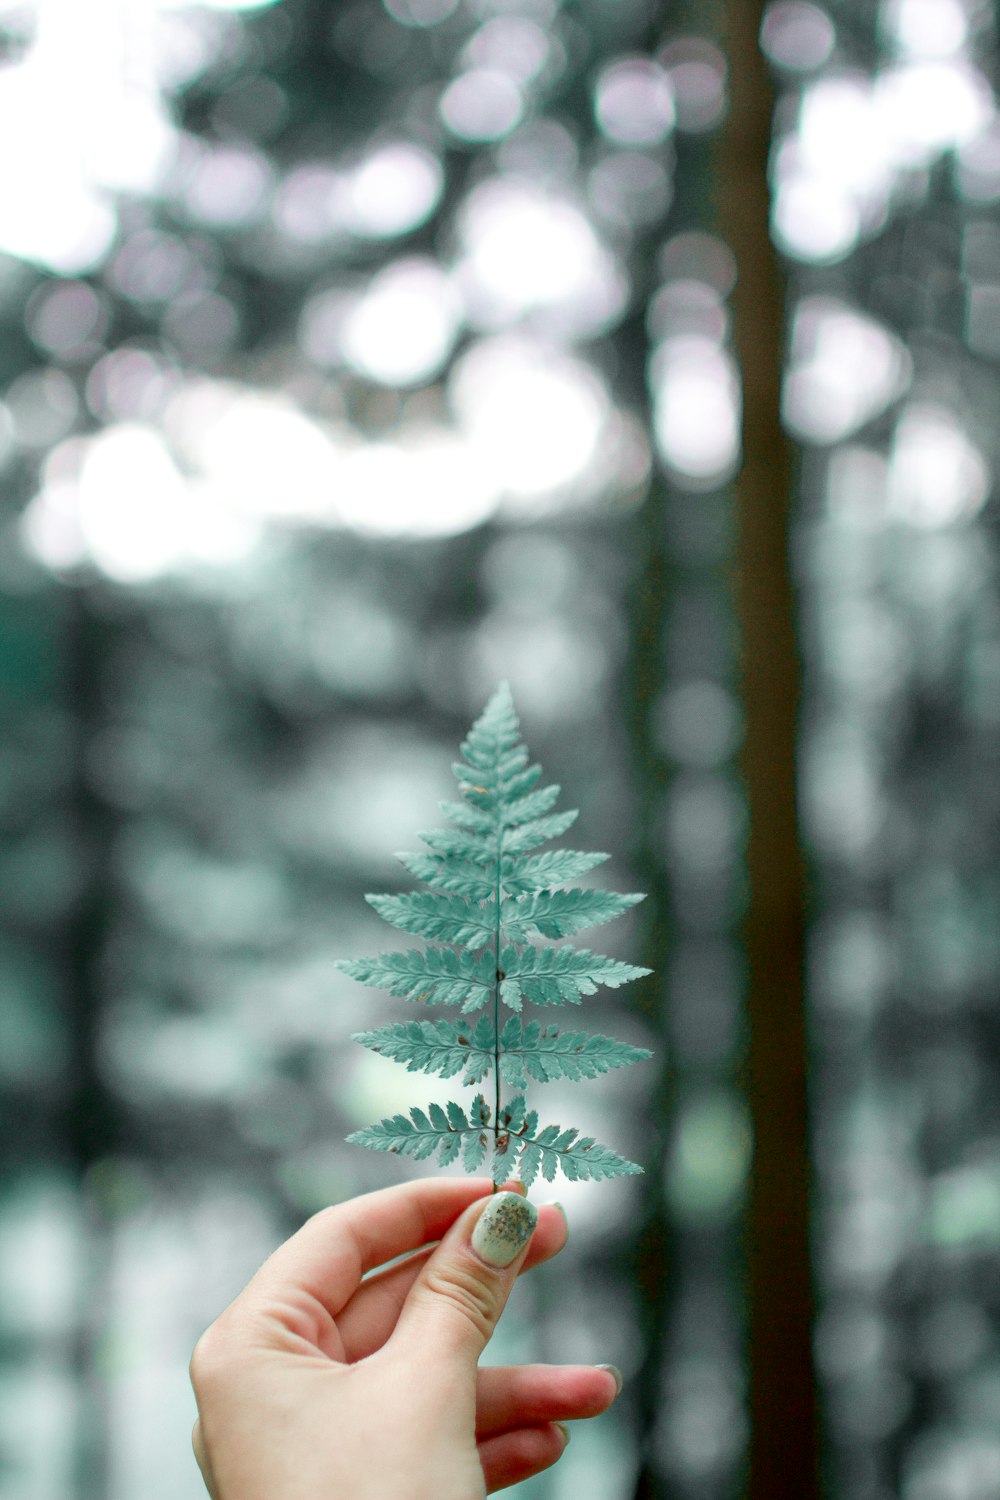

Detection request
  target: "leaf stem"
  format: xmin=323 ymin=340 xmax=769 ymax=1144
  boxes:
xmin=492 ymin=825 xmax=502 ymax=1192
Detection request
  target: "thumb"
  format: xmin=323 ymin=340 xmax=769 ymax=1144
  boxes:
xmin=392 ymin=1190 xmax=538 ymax=1369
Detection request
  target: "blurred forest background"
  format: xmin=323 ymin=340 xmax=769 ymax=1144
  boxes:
xmin=1 ymin=0 xmax=999 ymax=1498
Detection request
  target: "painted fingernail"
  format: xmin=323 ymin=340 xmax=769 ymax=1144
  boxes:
xmin=470 ymin=1192 xmax=538 ymax=1268
xmin=596 ymin=1363 xmax=623 ymax=1395
xmin=544 ymin=1201 xmax=568 ymax=1237
xmin=554 ymin=1421 xmax=570 ymax=1448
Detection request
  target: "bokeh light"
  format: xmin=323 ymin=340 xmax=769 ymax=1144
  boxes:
xmin=2 ymin=5 xmax=1000 ymax=1500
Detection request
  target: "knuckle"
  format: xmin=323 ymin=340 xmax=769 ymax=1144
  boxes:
xmin=423 ymin=1260 xmax=498 ymax=1342
xmin=189 ymin=1325 xmax=231 ymax=1394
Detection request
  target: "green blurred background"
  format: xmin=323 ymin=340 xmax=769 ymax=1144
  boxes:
xmin=1 ymin=0 xmax=999 ymax=1497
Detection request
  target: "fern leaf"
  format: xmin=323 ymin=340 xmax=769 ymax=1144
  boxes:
xmin=438 ymin=799 xmax=496 ymax=833
xmin=419 ymin=826 xmax=494 ymax=861
xmin=501 ymin=808 xmax=578 ymax=855
xmin=463 ymin=1093 xmax=492 ymax=1171
xmin=502 ymin=782 xmax=561 ymax=826
xmin=499 ymin=763 xmax=543 ymax=801
xmin=450 ymin=760 xmax=495 ymax=791
xmin=497 ymin=743 xmax=530 ymax=780
xmin=344 ymin=682 xmax=653 ymax=1189
xmin=348 ymin=1094 xmax=493 ymax=1168
xmin=501 ymin=849 xmax=610 ymax=894
xmin=450 ymin=759 xmax=546 ymax=813
xmin=353 ymin=1016 xmax=496 ymax=1084
xmin=501 ymin=888 xmax=645 ymax=941
xmin=395 ymin=852 xmax=495 ymax=901
xmin=460 ymin=682 xmax=520 ymax=773
xmin=366 ymin=892 xmax=493 ymax=947
xmin=337 ymin=947 xmax=494 ymax=1008
xmin=490 ymin=1096 xmax=642 ymax=1187
xmin=495 ymin=1017 xmax=651 ymax=1087
xmin=499 ymin=944 xmax=651 ymax=1007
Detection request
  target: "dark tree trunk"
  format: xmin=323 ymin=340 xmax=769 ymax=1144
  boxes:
xmin=717 ymin=6 xmax=820 ymax=1499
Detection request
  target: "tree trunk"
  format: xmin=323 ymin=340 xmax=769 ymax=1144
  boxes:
xmin=717 ymin=5 xmax=820 ymax=1498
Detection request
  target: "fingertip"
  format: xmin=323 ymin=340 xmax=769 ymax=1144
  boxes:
xmin=539 ymin=1201 xmax=568 ymax=1252
xmin=595 ymin=1363 xmax=623 ymax=1398
xmin=543 ymin=1201 xmax=567 ymax=1235
xmin=478 ymin=1422 xmax=571 ymax=1491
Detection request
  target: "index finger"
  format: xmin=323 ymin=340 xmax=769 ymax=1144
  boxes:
xmin=241 ymin=1178 xmax=497 ymax=1321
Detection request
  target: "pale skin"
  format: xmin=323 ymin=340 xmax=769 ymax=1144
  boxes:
xmin=189 ymin=1176 xmax=621 ymax=1499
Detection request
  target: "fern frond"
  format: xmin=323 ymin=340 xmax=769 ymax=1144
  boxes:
xmin=501 ymin=888 xmax=645 ymax=941
xmin=494 ymin=1016 xmax=651 ymax=1087
xmin=395 ymin=852 xmax=495 ymax=900
xmin=365 ymin=892 xmax=493 ymax=947
xmin=498 ymin=763 xmax=543 ymax=800
xmin=348 ymin=1093 xmax=493 ymax=1170
xmin=499 ymin=944 xmax=651 ymax=1009
xmin=451 ymin=757 xmax=545 ymax=811
xmin=342 ymin=682 xmax=653 ymax=1189
xmin=460 ymin=681 xmax=520 ymax=773
xmin=438 ymin=799 xmax=496 ymax=833
xmin=501 ymin=809 xmax=578 ymax=854
xmin=490 ymin=1096 xmax=643 ymax=1187
xmin=336 ymin=947 xmax=494 ymax=1008
xmin=419 ymin=826 xmax=494 ymax=861
xmin=502 ymin=783 xmax=561 ymax=825
xmin=353 ymin=1016 xmax=496 ymax=1085
xmin=501 ymin=849 xmax=610 ymax=894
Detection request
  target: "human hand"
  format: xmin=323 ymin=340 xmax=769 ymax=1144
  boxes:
xmin=189 ymin=1177 xmax=621 ymax=1499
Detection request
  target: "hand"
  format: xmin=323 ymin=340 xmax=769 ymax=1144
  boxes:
xmin=189 ymin=1177 xmax=621 ymax=1499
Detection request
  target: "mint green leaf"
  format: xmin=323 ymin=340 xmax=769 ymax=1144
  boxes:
xmin=502 ymin=783 xmax=561 ymax=826
xmin=451 ymin=761 xmax=498 ymax=798
xmin=502 ymin=849 xmax=610 ymax=894
xmin=497 ymin=743 xmax=530 ymax=779
xmin=439 ymin=799 xmax=496 ymax=833
xmin=337 ymin=947 xmax=494 ymax=1008
xmin=499 ymin=1093 xmax=528 ymax=1130
xmin=505 ymin=1119 xmax=643 ymax=1187
xmin=490 ymin=1092 xmax=527 ymax=1186
xmin=463 ymin=1093 xmax=492 ymax=1171
xmin=460 ymin=682 xmax=521 ymax=772
xmin=502 ymin=809 xmax=578 ymax=855
xmin=451 ymin=757 xmax=544 ymax=810
xmin=420 ymin=826 xmax=494 ymax=860
xmin=501 ymin=889 xmax=645 ymax=941
xmin=366 ymin=892 xmax=494 ymax=947
xmin=494 ymin=1017 xmax=652 ymax=1086
xmin=352 ymin=1017 xmax=497 ymax=1084
xmin=491 ymin=1134 xmax=518 ymax=1185
xmin=348 ymin=1098 xmax=492 ymax=1167
xmin=499 ymin=762 xmax=542 ymax=799
xmin=342 ymin=682 xmax=653 ymax=1192
xmin=498 ymin=945 xmax=651 ymax=1006
xmin=499 ymin=976 xmax=523 ymax=1012
xmin=395 ymin=852 xmax=495 ymax=901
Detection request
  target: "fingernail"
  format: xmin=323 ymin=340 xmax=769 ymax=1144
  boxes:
xmin=596 ymin=1363 xmax=623 ymax=1395
xmin=554 ymin=1421 xmax=570 ymax=1448
xmin=544 ymin=1201 xmax=568 ymax=1237
xmin=470 ymin=1192 xmax=538 ymax=1268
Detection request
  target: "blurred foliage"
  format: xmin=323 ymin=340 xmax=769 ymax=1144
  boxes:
xmin=0 ymin=1 xmax=998 ymax=1499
